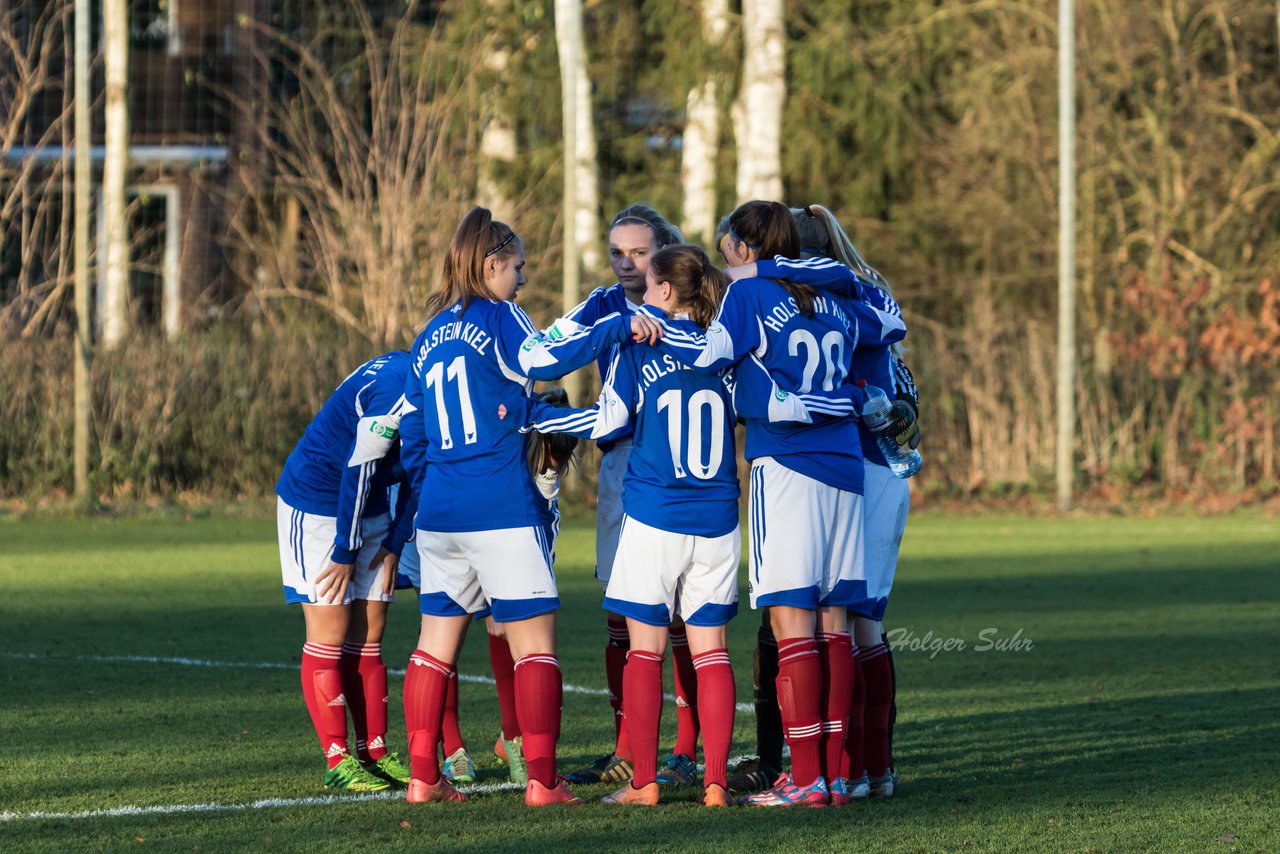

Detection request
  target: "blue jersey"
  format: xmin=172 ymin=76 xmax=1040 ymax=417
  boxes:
xmin=640 ymin=268 xmax=905 ymax=493
xmin=276 ymin=351 xmax=413 ymax=563
xmin=757 ymin=257 xmax=908 ymax=469
xmin=523 ymin=310 xmax=739 ymax=536
xmin=517 ymin=283 xmax=639 ymax=451
xmin=405 ymin=298 xmax=632 ymax=533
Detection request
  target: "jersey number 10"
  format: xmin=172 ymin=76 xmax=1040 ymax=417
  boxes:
xmin=425 ymin=356 xmax=478 ymax=450
xmin=655 ymin=389 xmax=725 ymax=480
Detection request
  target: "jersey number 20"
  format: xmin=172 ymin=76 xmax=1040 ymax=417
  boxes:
xmin=656 ymin=389 xmax=725 ymax=480
xmin=425 ymin=356 xmax=478 ymax=449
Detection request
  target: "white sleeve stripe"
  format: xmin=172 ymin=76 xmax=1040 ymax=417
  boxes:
xmin=531 ymin=411 xmax=600 ymax=431
xmin=507 ymin=302 xmax=538 ymax=337
xmin=347 ymin=460 xmax=375 ymax=551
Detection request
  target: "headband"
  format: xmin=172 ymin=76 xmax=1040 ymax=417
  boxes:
xmin=484 ymin=231 xmax=516 ymax=258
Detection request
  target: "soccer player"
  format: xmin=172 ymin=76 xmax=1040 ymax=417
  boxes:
xmin=635 ymin=201 xmax=907 ymax=806
xmin=276 ymin=351 xmax=416 ymax=792
xmin=398 ymin=207 xmax=652 ymax=805
xmin=518 ymin=205 xmax=703 ymax=788
xmin=523 ymin=245 xmax=853 ymax=806
xmin=731 ymin=204 xmax=919 ymax=801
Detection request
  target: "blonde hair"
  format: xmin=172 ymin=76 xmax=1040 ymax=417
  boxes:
xmin=426 ymin=207 xmax=520 ymax=319
xmin=791 ymin=204 xmax=894 ymax=298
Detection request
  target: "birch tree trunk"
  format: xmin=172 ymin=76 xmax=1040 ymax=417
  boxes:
xmin=680 ymin=0 xmax=729 ymax=244
xmin=734 ymin=0 xmax=785 ymax=202
xmin=554 ymin=0 xmax=601 ymax=277
xmin=101 ymin=0 xmax=129 ymax=347
xmin=477 ymin=2 xmax=515 ymax=221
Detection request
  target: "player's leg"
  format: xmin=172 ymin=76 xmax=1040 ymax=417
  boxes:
xmin=471 ymin=526 xmax=580 ymax=806
xmin=600 ymin=619 xmax=665 ymax=805
xmin=743 ymin=459 xmax=829 ymax=806
xmin=486 ymin=616 xmax=526 ymax=784
xmin=598 ymin=515 xmax=689 ymax=805
xmin=503 ymin=613 xmax=583 ymax=805
xmin=728 ymin=608 xmax=782 ymax=793
xmin=337 ymin=514 xmax=407 ymax=785
xmin=679 ymin=524 xmax=740 ymax=807
xmin=566 ymin=442 xmax=633 ymax=784
xmin=857 ymin=463 xmax=910 ymax=797
xmin=405 ymin=612 xmax=471 ymax=801
xmin=280 ymin=498 xmax=389 ymax=792
xmin=404 ymin=529 xmax=485 ymax=803
xmin=658 ymin=617 xmax=700 ymax=786
xmin=816 ymin=605 xmax=853 ymax=803
xmin=439 ymin=661 xmax=474 ymax=783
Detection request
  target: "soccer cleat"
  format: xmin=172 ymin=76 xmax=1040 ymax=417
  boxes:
xmin=726 ymin=756 xmax=781 ymax=794
xmin=323 ymin=754 xmax=392 ymax=792
xmin=703 ymin=783 xmax=733 ymax=808
xmin=564 ymin=753 xmax=633 ymax=785
xmin=655 ymin=753 xmax=699 ymax=786
xmin=829 ymin=774 xmax=871 ymax=805
xmin=442 ymin=747 xmax=476 ymax=784
xmin=869 ymin=771 xmax=896 ymax=798
xmin=495 ymin=735 xmax=529 ymax=786
xmin=741 ymin=773 xmax=830 ymax=807
xmin=365 ymin=752 xmax=412 ymax=788
xmin=407 ymin=777 xmax=468 ymax=803
xmin=601 ymin=781 xmax=660 ymax=806
xmin=525 ymin=776 xmax=585 ymax=806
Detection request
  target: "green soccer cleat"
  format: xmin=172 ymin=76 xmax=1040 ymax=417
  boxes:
xmin=442 ymin=747 xmax=477 ymax=784
xmin=655 ymin=753 xmax=699 ymax=786
xmin=365 ymin=752 xmax=412 ymax=788
xmin=495 ymin=734 xmax=529 ymax=786
xmin=324 ymin=754 xmax=393 ymax=792
xmin=564 ymin=753 xmax=633 ymax=785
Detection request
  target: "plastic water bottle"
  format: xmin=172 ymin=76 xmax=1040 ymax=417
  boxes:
xmin=860 ymin=384 xmax=923 ymax=479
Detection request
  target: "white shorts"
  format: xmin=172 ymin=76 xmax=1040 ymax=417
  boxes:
xmin=747 ymin=457 xmax=866 ymax=610
xmin=277 ymin=497 xmax=393 ymax=605
xmin=416 ymin=526 xmax=559 ymax=623
xmin=853 ymin=463 xmax=910 ymax=621
xmin=604 ymin=516 xmax=741 ymax=627
xmin=396 ymin=531 xmax=421 ymax=590
xmin=595 ymin=439 xmax=633 ymax=591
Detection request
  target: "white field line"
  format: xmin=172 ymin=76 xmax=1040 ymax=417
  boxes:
xmin=0 ymin=782 xmax=525 ymax=824
xmin=1 ymin=650 xmax=770 ymax=824
xmin=1 ymin=651 xmax=756 ymax=712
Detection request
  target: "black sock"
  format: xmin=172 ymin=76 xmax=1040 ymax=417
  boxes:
xmin=754 ymin=613 xmax=783 ymax=771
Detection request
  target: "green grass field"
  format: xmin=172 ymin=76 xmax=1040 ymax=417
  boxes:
xmin=1 ymin=512 xmax=1277 ymax=852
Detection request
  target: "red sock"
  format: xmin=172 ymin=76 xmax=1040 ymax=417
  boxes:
xmin=605 ymin=624 xmax=630 ymax=759
xmin=691 ymin=648 xmax=734 ymax=788
xmin=817 ymin=632 xmax=852 ymax=782
xmin=339 ymin=643 xmax=369 ymax=761
xmin=846 ymin=646 xmax=865 ymax=779
xmin=488 ymin=634 xmax=520 ymax=740
xmin=439 ymin=670 xmax=465 ymax=757
xmin=622 ymin=650 xmax=664 ymax=787
xmin=404 ymin=649 xmax=453 ymax=784
xmin=670 ymin=627 xmax=700 ymax=759
xmin=302 ymin=642 xmax=348 ymax=769
xmin=860 ymin=643 xmax=894 ymax=778
xmin=515 ymin=654 xmax=563 ymax=788
xmin=776 ymin=636 xmax=822 ymax=786
xmin=340 ymin=642 xmax=389 ymax=762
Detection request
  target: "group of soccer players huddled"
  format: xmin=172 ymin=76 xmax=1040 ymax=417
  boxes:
xmin=275 ymin=199 xmax=920 ymax=807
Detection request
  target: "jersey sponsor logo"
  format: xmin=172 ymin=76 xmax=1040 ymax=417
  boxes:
xmin=773 ymin=387 xmax=791 ymax=402
xmin=368 ymin=420 xmax=399 ymax=440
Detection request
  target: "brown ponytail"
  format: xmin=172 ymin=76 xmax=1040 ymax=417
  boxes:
xmin=728 ymin=200 xmax=817 ymax=316
xmin=425 ymin=206 xmax=520 ymax=320
xmin=649 ymin=245 xmax=729 ymax=330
